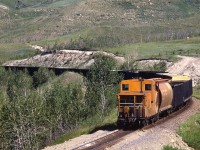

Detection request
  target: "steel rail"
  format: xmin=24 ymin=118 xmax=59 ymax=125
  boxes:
xmin=72 ymin=99 xmax=192 ymax=150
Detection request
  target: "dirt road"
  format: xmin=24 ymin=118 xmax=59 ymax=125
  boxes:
xmin=167 ymin=56 xmax=200 ymax=86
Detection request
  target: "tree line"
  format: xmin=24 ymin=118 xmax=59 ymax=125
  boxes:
xmin=0 ymin=54 xmax=166 ymax=149
xmin=0 ymin=55 xmax=121 ymax=149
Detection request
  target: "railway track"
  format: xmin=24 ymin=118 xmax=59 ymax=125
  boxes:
xmin=73 ymin=130 xmax=132 ymax=150
xmin=72 ymin=99 xmax=192 ymax=150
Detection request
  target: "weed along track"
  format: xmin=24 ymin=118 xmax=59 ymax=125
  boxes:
xmin=72 ymin=100 xmax=192 ymax=150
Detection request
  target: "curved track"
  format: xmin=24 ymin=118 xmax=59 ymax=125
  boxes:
xmin=73 ymin=100 xmax=192 ymax=150
xmin=73 ymin=130 xmax=132 ymax=150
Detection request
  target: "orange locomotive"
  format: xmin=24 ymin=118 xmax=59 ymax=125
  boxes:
xmin=117 ymin=75 xmax=192 ymax=126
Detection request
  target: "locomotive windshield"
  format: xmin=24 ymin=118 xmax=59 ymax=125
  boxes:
xmin=136 ymin=96 xmax=143 ymax=103
xmin=120 ymin=96 xmax=134 ymax=106
xmin=119 ymin=95 xmax=143 ymax=107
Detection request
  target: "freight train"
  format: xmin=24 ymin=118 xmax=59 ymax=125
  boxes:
xmin=117 ymin=74 xmax=192 ymax=127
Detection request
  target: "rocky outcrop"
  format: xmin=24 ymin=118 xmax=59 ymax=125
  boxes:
xmin=3 ymin=50 xmax=125 ymax=69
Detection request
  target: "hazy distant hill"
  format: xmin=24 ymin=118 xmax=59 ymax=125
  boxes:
xmin=0 ymin=0 xmax=200 ymax=47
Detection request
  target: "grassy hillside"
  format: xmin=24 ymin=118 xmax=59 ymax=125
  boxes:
xmin=0 ymin=0 xmax=200 ymax=64
xmin=0 ymin=0 xmax=81 ymax=9
xmin=0 ymin=0 xmax=200 ymax=45
xmin=0 ymin=1 xmax=200 ymax=148
xmin=106 ymin=37 xmax=200 ymax=59
xmin=0 ymin=43 xmax=37 ymax=64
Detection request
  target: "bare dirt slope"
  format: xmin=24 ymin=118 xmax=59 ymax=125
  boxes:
xmin=3 ymin=50 xmax=125 ymax=68
xmin=167 ymin=56 xmax=200 ymax=86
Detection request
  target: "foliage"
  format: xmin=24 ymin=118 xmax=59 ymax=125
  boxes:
xmin=120 ymin=61 xmax=138 ymax=71
xmin=178 ymin=113 xmax=200 ymax=150
xmin=0 ymin=69 xmax=85 ymax=149
xmin=33 ymin=68 xmax=55 ymax=88
xmin=0 ymin=57 xmax=121 ymax=149
xmin=193 ymin=84 xmax=200 ymax=99
xmin=52 ymin=108 xmax=117 ymax=145
xmin=116 ymin=2 xmax=136 ymax=10
xmin=43 ymin=80 xmax=85 ymax=141
xmin=163 ymin=145 xmax=180 ymax=150
xmin=134 ymin=61 xmax=167 ymax=72
xmin=120 ymin=51 xmax=139 ymax=70
xmin=86 ymin=54 xmax=122 ymax=116
xmin=0 ymin=71 xmax=47 ymax=149
xmin=152 ymin=61 xmax=167 ymax=72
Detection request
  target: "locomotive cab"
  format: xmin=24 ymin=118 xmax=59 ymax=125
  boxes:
xmin=117 ymin=78 xmax=173 ymax=126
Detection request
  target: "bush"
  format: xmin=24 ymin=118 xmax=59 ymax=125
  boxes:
xmin=153 ymin=61 xmax=167 ymax=72
xmin=0 ymin=69 xmax=85 ymax=149
xmin=144 ymin=61 xmax=167 ymax=72
xmin=33 ymin=68 xmax=55 ymax=88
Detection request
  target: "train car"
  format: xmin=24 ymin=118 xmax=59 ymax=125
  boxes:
xmin=170 ymin=75 xmax=192 ymax=109
xmin=117 ymin=75 xmax=192 ymax=127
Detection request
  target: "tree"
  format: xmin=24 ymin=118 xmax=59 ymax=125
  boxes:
xmin=33 ymin=68 xmax=55 ymax=88
xmin=1 ymin=71 xmax=48 ymax=149
xmin=86 ymin=54 xmax=122 ymax=117
xmin=43 ymin=79 xmax=84 ymax=140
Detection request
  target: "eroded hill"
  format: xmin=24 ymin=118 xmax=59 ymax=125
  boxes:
xmin=3 ymin=50 xmax=125 ymax=68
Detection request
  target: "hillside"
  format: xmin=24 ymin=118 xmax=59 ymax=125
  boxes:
xmin=2 ymin=50 xmax=125 ymax=68
xmin=0 ymin=0 xmax=200 ymax=47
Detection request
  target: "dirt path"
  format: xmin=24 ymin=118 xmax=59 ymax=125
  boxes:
xmin=167 ymin=56 xmax=200 ymax=86
xmin=30 ymin=45 xmax=45 ymax=52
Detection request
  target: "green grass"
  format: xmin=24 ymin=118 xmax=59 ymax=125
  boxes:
xmin=178 ymin=113 xmax=200 ymax=150
xmin=31 ymin=27 xmax=200 ymax=60
xmin=0 ymin=43 xmax=37 ymax=64
xmin=0 ymin=0 xmax=82 ymax=9
xmin=193 ymin=85 xmax=200 ymax=99
xmin=106 ymin=37 xmax=200 ymax=60
xmin=51 ymin=108 xmax=117 ymax=145
xmin=163 ymin=145 xmax=180 ymax=150
xmin=178 ymin=86 xmax=200 ymax=149
xmin=1 ymin=0 xmax=200 ymax=44
xmin=45 ymin=0 xmax=82 ymax=8
xmin=115 ymin=1 xmax=136 ymax=10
